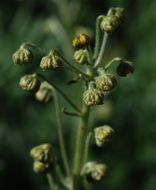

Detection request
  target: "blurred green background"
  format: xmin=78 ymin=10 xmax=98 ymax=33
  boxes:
xmin=0 ymin=0 xmax=156 ymax=190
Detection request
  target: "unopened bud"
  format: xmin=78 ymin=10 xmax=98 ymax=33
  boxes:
xmin=30 ymin=143 xmax=53 ymax=163
xmin=117 ymin=60 xmax=134 ymax=76
xmin=82 ymin=162 xmax=107 ymax=183
xmin=100 ymin=15 xmax=120 ymax=33
xmin=83 ymin=83 xmax=104 ymax=106
xmin=95 ymin=74 xmax=117 ymax=92
xmin=109 ymin=7 xmax=126 ymax=22
xmin=35 ymin=81 xmax=53 ymax=103
xmin=19 ymin=73 xmax=40 ymax=93
xmin=94 ymin=125 xmax=114 ymax=147
xmin=40 ymin=50 xmax=62 ymax=70
xmin=33 ymin=161 xmax=50 ymax=174
xmin=72 ymin=33 xmax=90 ymax=49
xmin=12 ymin=45 xmax=32 ymax=65
xmin=73 ymin=49 xmax=88 ymax=64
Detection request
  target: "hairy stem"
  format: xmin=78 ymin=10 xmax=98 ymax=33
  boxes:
xmin=73 ymin=105 xmax=90 ymax=190
xmin=83 ymin=132 xmax=93 ymax=164
xmin=53 ymin=89 xmax=71 ymax=176
xmin=94 ymin=32 xmax=109 ymax=68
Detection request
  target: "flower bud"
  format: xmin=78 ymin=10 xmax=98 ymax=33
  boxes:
xmin=30 ymin=144 xmax=53 ymax=163
xmin=12 ymin=45 xmax=32 ymax=65
xmin=72 ymin=33 xmax=90 ymax=49
xmin=73 ymin=49 xmax=88 ymax=64
xmin=82 ymin=162 xmax=107 ymax=183
xmin=109 ymin=7 xmax=126 ymax=22
xmin=100 ymin=15 xmax=120 ymax=33
xmin=95 ymin=74 xmax=117 ymax=92
xmin=83 ymin=84 xmax=104 ymax=106
xmin=19 ymin=73 xmax=40 ymax=93
xmin=117 ymin=60 xmax=134 ymax=77
xmin=94 ymin=125 xmax=114 ymax=147
xmin=40 ymin=50 xmax=62 ymax=70
xmin=33 ymin=161 xmax=50 ymax=174
xmin=35 ymin=81 xmax=53 ymax=103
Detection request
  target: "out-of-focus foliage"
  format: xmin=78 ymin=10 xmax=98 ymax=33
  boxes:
xmin=0 ymin=0 xmax=156 ymax=190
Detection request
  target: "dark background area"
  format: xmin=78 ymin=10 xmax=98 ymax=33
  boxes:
xmin=0 ymin=0 xmax=156 ymax=190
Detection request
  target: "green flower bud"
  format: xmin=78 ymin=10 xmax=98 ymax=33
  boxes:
xmin=30 ymin=144 xmax=53 ymax=163
xmin=117 ymin=60 xmax=134 ymax=77
xmin=35 ymin=81 xmax=53 ymax=103
xmin=95 ymin=74 xmax=117 ymax=92
xmin=19 ymin=73 xmax=40 ymax=93
xmin=12 ymin=45 xmax=32 ymax=65
xmin=82 ymin=162 xmax=107 ymax=183
xmin=72 ymin=33 xmax=90 ymax=49
xmin=33 ymin=161 xmax=50 ymax=174
xmin=100 ymin=15 xmax=120 ymax=33
xmin=94 ymin=125 xmax=114 ymax=147
xmin=40 ymin=50 xmax=62 ymax=70
xmin=83 ymin=84 xmax=104 ymax=106
xmin=109 ymin=7 xmax=126 ymax=22
xmin=73 ymin=49 xmax=88 ymax=65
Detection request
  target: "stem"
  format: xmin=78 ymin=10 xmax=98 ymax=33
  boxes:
xmin=46 ymin=173 xmax=58 ymax=190
xmin=53 ymin=89 xmax=71 ymax=176
xmin=93 ymin=15 xmax=104 ymax=60
xmin=38 ymin=73 xmax=81 ymax=113
xmin=73 ymin=105 xmax=90 ymax=190
xmin=104 ymin=57 xmax=122 ymax=70
xmin=56 ymin=51 xmax=90 ymax=79
xmin=94 ymin=32 xmax=109 ymax=68
xmin=83 ymin=132 xmax=93 ymax=164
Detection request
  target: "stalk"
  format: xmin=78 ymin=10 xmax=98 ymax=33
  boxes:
xmin=72 ymin=105 xmax=90 ymax=190
xmin=53 ymin=89 xmax=71 ymax=176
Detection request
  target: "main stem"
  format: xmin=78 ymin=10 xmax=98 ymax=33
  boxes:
xmin=53 ymin=89 xmax=71 ymax=176
xmin=72 ymin=105 xmax=90 ymax=190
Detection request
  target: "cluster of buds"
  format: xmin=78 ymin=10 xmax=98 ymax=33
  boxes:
xmin=19 ymin=73 xmax=41 ymax=93
xmin=72 ymin=33 xmax=90 ymax=65
xmin=40 ymin=50 xmax=62 ymax=70
xmin=30 ymin=144 xmax=54 ymax=174
xmin=94 ymin=125 xmax=114 ymax=147
xmin=100 ymin=7 xmax=125 ymax=33
xmin=82 ymin=161 xmax=107 ymax=183
xmin=35 ymin=81 xmax=53 ymax=103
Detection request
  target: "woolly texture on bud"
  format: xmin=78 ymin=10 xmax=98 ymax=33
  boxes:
xmin=40 ymin=50 xmax=62 ymax=70
xmin=100 ymin=15 xmax=120 ymax=33
xmin=72 ymin=33 xmax=90 ymax=49
xmin=109 ymin=7 xmax=126 ymax=22
xmin=83 ymin=85 xmax=104 ymax=106
xmin=35 ymin=81 xmax=53 ymax=103
xmin=33 ymin=161 xmax=51 ymax=174
xmin=73 ymin=49 xmax=88 ymax=64
xmin=94 ymin=125 xmax=114 ymax=147
xmin=82 ymin=162 xmax=107 ymax=183
xmin=19 ymin=73 xmax=40 ymax=93
xmin=30 ymin=144 xmax=53 ymax=163
xmin=95 ymin=74 xmax=117 ymax=92
xmin=12 ymin=45 xmax=32 ymax=65
xmin=117 ymin=61 xmax=134 ymax=77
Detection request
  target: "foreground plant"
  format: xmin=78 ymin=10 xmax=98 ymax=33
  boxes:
xmin=12 ymin=7 xmax=134 ymax=190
